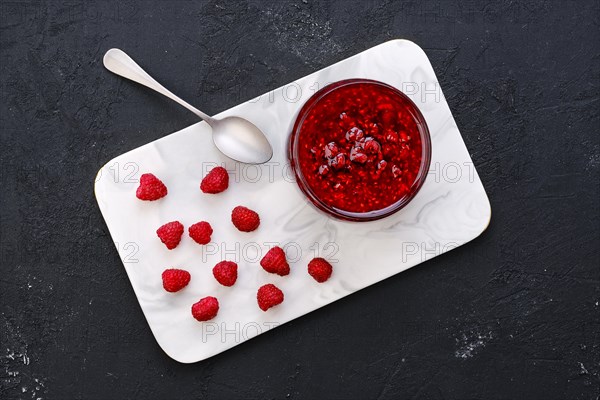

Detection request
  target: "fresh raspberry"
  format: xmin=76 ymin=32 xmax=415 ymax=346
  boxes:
xmin=156 ymin=221 xmax=184 ymax=250
xmin=260 ymin=246 xmax=290 ymax=276
xmin=188 ymin=221 xmax=213 ymax=245
xmin=257 ymin=284 xmax=284 ymax=311
xmin=212 ymin=261 xmax=238 ymax=287
xmin=136 ymin=173 xmax=168 ymax=200
xmin=307 ymin=258 xmax=333 ymax=283
xmin=161 ymin=268 xmax=191 ymax=292
xmin=200 ymin=166 xmax=229 ymax=194
xmin=191 ymin=296 xmax=219 ymax=322
xmin=231 ymin=206 xmax=260 ymax=232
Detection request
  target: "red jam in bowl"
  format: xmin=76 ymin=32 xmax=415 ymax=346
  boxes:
xmin=289 ymin=79 xmax=431 ymax=221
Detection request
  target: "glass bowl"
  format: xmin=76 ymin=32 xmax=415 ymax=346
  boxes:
xmin=288 ymin=78 xmax=431 ymax=222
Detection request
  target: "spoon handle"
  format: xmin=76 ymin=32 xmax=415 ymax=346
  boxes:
xmin=103 ymin=48 xmax=215 ymax=124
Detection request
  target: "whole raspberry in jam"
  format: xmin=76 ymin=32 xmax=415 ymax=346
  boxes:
xmin=345 ymin=127 xmax=364 ymax=142
xmin=136 ymin=173 xmax=167 ymax=201
xmin=350 ymin=147 xmax=368 ymax=164
xmin=328 ymin=153 xmax=347 ymax=170
xmin=324 ymin=142 xmax=339 ymax=158
xmin=257 ymin=284 xmax=284 ymax=311
xmin=363 ymin=137 xmax=381 ymax=154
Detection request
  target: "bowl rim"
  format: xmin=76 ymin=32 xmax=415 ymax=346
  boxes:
xmin=288 ymin=78 xmax=432 ymax=222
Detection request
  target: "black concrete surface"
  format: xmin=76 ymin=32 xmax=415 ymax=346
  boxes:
xmin=1 ymin=1 xmax=599 ymax=399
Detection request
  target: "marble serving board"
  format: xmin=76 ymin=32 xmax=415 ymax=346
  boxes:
xmin=94 ymin=39 xmax=491 ymax=363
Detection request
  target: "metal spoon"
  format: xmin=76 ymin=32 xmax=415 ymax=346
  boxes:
xmin=103 ymin=48 xmax=273 ymax=164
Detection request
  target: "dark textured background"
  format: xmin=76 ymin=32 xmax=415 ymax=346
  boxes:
xmin=1 ymin=1 xmax=599 ymax=399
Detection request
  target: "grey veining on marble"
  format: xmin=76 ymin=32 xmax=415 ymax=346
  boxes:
xmin=94 ymin=39 xmax=491 ymax=363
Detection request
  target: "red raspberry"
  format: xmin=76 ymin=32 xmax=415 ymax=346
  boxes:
xmin=257 ymin=284 xmax=284 ymax=311
xmin=156 ymin=221 xmax=184 ymax=250
xmin=260 ymin=246 xmax=290 ymax=276
xmin=231 ymin=206 xmax=260 ymax=232
xmin=191 ymin=296 xmax=219 ymax=322
xmin=188 ymin=221 xmax=213 ymax=245
xmin=136 ymin=173 xmax=167 ymax=200
xmin=307 ymin=258 xmax=333 ymax=283
xmin=161 ymin=268 xmax=191 ymax=292
xmin=200 ymin=166 xmax=229 ymax=194
xmin=212 ymin=261 xmax=238 ymax=286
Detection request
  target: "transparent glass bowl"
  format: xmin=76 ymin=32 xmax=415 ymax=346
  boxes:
xmin=288 ymin=79 xmax=432 ymax=222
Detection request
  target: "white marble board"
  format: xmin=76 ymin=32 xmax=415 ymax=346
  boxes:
xmin=94 ymin=39 xmax=491 ymax=363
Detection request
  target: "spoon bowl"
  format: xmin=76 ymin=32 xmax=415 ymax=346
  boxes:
xmin=103 ymin=48 xmax=273 ymax=164
xmin=211 ymin=116 xmax=273 ymax=164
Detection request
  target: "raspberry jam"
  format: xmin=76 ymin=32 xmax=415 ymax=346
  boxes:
xmin=289 ymin=79 xmax=431 ymax=221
